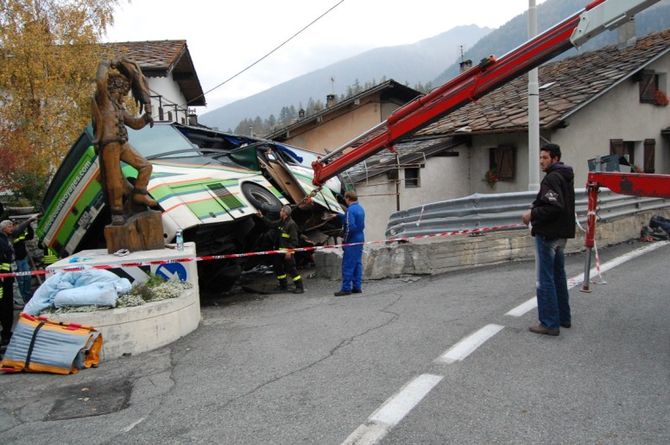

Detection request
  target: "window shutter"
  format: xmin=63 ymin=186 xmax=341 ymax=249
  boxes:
xmin=610 ymin=139 xmax=624 ymax=156
xmin=639 ymin=70 xmax=657 ymax=103
xmin=643 ymin=139 xmax=655 ymax=173
xmin=489 ymin=146 xmax=515 ymax=180
xmin=497 ymin=146 xmax=515 ymax=180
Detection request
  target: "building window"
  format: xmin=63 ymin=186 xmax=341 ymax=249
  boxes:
xmin=405 ymin=168 xmax=420 ymax=188
xmin=489 ymin=145 xmax=515 ymax=180
xmin=610 ymin=139 xmax=656 ymax=172
xmin=638 ymin=70 xmax=668 ymax=106
xmin=610 ymin=139 xmax=635 ymax=167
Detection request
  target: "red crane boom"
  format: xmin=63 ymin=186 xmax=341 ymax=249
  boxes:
xmin=311 ymin=0 xmax=659 ymax=187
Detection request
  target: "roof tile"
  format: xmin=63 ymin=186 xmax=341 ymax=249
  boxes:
xmin=107 ymin=40 xmax=186 ymax=73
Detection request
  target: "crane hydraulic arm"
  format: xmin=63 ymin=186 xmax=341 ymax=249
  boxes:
xmin=310 ymin=0 xmax=659 ymax=187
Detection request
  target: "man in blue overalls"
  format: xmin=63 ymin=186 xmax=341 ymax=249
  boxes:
xmin=335 ymin=191 xmax=365 ymax=296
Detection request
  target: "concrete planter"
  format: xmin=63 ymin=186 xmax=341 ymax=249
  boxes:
xmin=49 ymin=287 xmax=200 ymax=360
xmin=46 ymin=243 xmax=201 ymax=360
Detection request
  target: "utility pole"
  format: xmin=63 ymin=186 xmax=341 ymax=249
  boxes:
xmin=528 ymin=0 xmax=541 ymax=191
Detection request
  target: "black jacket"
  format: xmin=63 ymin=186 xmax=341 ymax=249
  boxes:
xmin=262 ymin=216 xmax=299 ymax=249
xmin=12 ymin=222 xmax=34 ymax=261
xmin=530 ymin=162 xmax=576 ymax=239
xmin=0 ymin=232 xmax=13 ymax=266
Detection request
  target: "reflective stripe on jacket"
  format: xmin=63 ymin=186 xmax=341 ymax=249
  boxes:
xmin=43 ymin=247 xmax=58 ymax=265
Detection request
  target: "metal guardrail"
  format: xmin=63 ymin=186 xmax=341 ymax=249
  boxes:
xmin=385 ymin=188 xmax=670 ymax=238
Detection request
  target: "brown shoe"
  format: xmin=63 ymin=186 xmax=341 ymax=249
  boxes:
xmin=334 ymin=291 xmax=351 ymax=297
xmin=529 ymin=324 xmax=560 ymax=336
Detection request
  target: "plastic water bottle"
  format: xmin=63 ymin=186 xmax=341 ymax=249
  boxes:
xmin=176 ymin=229 xmax=184 ymax=251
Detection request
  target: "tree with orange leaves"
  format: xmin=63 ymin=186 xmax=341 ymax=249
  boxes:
xmin=0 ymin=0 xmax=118 ymax=205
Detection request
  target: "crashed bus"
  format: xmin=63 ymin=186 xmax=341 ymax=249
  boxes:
xmin=37 ymin=122 xmax=345 ymax=292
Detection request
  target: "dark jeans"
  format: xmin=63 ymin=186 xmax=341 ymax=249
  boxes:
xmin=534 ymin=235 xmax=571 ymax=330
xmin=1 ymin=277 xmax=14 ymax=341
xmin=15 ymin=258 xmax=32 ymax=302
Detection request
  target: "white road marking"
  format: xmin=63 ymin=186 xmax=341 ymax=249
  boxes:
xmin=505 ymin=298 xmax=537 ymax=317
xmin=122 ymin=417 xmax=145 ymax=433
xmin=435 ymin=324 xmax=504 ymax=364
xmin=341 ymin=374 xmax=443 ymax=445
xmin=342 ymin=422 xmax=388 ymax=445
xmin=567 ymin=241 xmax=669 ymax=288
xmin=506 ymin=241 xmax=669 ymax=317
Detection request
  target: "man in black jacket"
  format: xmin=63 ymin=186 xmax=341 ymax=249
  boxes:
xmin=0 ymin=220 xmax=16 ymax=349
xmin=522 ymin=143 xmax=576 ymax=336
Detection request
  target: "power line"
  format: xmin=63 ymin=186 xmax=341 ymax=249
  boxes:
xmin=187 ymin=0 xmax=345 ymax=106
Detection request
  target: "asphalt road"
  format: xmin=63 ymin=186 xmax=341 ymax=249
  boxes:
xmin=1 ymin=240 xmax=668 ymax=444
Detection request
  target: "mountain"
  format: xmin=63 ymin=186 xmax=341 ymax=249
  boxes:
xmin=433 ymin=0 xmax=670 ymax=85
xmin=199 ymin=25 xmax=490 ymax=131
xmin=202 ymin=0 xmax=670 ymax=132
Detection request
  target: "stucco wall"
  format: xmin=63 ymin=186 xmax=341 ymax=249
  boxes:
xmin=283 ymin=102 xmax=382 ymax=153
xmin=356 ymin=147 xmax=472 ymax=240
xmin=147 ymin=73 xmax=189 ymax=123
xmin=551 ymin=57 xmax=670 ymax=186
xmin=465 ymin=133 xmax=533 ymax=194
xmin=355 ymin=177 xmax=397 ymax=242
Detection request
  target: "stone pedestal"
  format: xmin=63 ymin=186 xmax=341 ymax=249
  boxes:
xmin=104 ymin=210 xmax=164 ymax=253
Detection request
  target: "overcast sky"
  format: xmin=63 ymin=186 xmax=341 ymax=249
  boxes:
xmin=105 ymin=0 xmax=548 ymax=111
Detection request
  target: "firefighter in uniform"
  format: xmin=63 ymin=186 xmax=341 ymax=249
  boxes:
xmin=259 ymin=205 xmax=304 ymax=294
xmin=1 ymin=220 xmax=16 ymax=349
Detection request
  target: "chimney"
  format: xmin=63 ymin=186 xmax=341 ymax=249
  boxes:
xmin=618 ymin=17 xmax=636 ymax=49
xmin=459 ymin=59 xmax=473 ymax=73
xmin=326 ymin=94 xmax=336 ymax=108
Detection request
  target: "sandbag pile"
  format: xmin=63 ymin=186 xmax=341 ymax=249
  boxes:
xmin=23 ymin=269 xmax=132 ymax=315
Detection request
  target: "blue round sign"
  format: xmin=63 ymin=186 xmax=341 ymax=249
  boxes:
xmin=155 ymin=263 xmax=188 ymax=282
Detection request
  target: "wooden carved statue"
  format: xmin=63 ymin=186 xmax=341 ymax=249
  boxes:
xmin=92 ymin=59 xmax=156 ymax=224
xmin=92 ymin=59 xmax=164 ymax=252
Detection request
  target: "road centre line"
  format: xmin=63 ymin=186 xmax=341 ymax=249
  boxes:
xmin=122 ymin=416 xmax=145 ymax=433
xmin=505 ymin=298 xmax=538 ymax=317
xmin=505 ymin=241 xmax=669 ymax=317
xmin=341 ymin=374 xmax=443 ymax=445
xmin=342 ymin=242 xmax=669 ymax=444
xmin=435 ymin=324 xmax=505 ymax=364
xmin=342 ymin=326 xmax=503 ymax=443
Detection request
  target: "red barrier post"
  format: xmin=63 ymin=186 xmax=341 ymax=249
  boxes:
xmin=581 ymin=176 xmax=600 ymax=292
